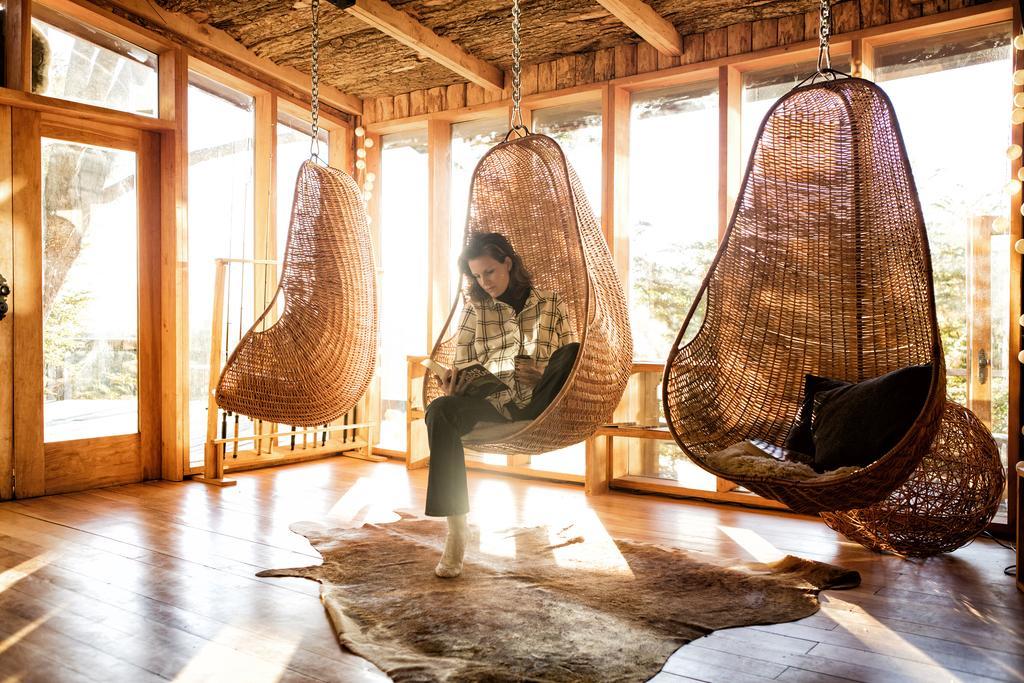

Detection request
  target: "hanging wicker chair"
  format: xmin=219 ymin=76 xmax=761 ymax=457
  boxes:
xmin=216 ymin=160 xmax=377 ymax=427
xmin=663 ymin=76 xmax=946 ymax=514
xmin=424 ymin=133 xmax=632 ymax=455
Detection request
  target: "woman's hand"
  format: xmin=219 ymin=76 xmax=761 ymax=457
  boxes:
xmin=442 ymin=367 xmax=463 ymax=396
xmin=515 ymin=361 xmax=543 ymax=388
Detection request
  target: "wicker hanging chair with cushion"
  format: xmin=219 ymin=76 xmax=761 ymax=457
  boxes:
xmin=424 ymin=133 xmax=632 ymax=455
xmin=216 ymin=160 xmax=377 ymax=427
xmin=663 ymin=75 xmax=946 ymax=514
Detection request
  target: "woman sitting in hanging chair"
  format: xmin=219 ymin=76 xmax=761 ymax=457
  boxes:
xmin=426 ymin=232 xmax=579 ymax=578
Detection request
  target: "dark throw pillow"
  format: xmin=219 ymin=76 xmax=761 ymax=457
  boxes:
xmin=811 ymin=364 xmax=932 ymax=473
xmin=783 ymin=374 xmax=850 ymax=458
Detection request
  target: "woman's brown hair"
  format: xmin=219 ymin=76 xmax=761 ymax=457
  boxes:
xmin=458 ymin=232 xmax=533 ymax=304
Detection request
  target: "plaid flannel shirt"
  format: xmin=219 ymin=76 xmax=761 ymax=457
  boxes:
xmin=454 ymin=288 xmax=577 ymax=417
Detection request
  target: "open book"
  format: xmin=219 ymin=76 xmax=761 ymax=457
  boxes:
xmin=421 ymin=359 xmax=509 ymax=399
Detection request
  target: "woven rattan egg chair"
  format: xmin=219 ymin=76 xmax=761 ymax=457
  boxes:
xmin=663 ymin=76 xmax=946 ymax=514
xmin=215 ymin=160 xmax=377 ymax=426
xmin=424 ymin=134 xmax=632 ymax=455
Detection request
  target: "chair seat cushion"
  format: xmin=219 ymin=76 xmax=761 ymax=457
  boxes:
xmin=707 ymin=441 xmax=861 ymax=482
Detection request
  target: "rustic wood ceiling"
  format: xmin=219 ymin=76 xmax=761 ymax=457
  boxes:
xmin=156 ymin=0 xmax=819 ymax=98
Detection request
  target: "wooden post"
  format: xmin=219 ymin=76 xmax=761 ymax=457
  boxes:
xmin=158 ymin=47 xmax=187 ymax=482
xmin=195 ymin=259 xmax=236 ymax=486
xmin=406 ymin=356 xmax=429 ymax=469
xmin=138 ymin=131 xmax=163 ymax=481
xmin=0 ymin=106 xmax=13 ymax=500
xmin=4 ymin=0 xmax=32 ymax=91
xmin=718 ymin=65 xmax=742 ymax=241
xmin=851 ymin=38 xmax=875 ymax=79
xmin=427 ymin=120 xmax=452 ymax=348
xmin=585 ymin=434 xmax=610 ymax=495
xmin=968 ymin=215 xmax=994 ymax=427
xmin=253 ymin=92 xmax=275 ymax=454
xmin=11 ymin=108 xmax=44 ymax=497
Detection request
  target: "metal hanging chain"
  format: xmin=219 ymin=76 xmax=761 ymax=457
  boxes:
xmin=816 ymin=0 xmax=832 ymax=75
xmin=309 ymin=0 xmax=322 ymax=161
xmin=508 ymin=0 xmax=527 ymax=137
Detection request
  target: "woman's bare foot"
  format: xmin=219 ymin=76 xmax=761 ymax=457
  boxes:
xmin=435 ymin=514 xmax=468 ymax=578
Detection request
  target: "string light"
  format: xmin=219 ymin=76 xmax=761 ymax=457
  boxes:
xmin=1007 ymin=144 xmax=1022 ymax=160
xmin=355 ymin=126 xmax=365 ymax=137
xmin=356 ymin=148 xmax=367 ymax=159
xmin=364 ymin=138 xmax=375 ymax=148
xmin=1013 ymin=108 xmax=1024 ymax=125
xmin=356 ymin=158 xmax=366 ymax=170
xmin=366 ymin=172 xmax=376 ymax=182
xmin=1005 ymin=179 xmax=1022 ymax=195
xmin=994 ymin=216 xmax=1009 ymax=233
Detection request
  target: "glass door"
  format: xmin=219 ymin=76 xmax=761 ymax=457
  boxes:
xmin=9 ymin=109 xmax=160 ymax=497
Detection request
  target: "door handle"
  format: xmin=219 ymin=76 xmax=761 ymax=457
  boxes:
xmin=0 ymin=273 xmax=8 ymax=321
xmin=977 ymin=348 xmax=989 ymax=385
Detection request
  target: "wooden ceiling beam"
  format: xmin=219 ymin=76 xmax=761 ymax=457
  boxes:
xmin=336 ymin=0 xmax=506 ymax=92
xmin=102 ymin=0 xmax=363 ymax=114
xmin=594 ymin=0 xmax=682 ymax=56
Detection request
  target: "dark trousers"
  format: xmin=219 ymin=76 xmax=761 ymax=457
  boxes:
xmin=424 ymin=343 xmax=580 ymax=517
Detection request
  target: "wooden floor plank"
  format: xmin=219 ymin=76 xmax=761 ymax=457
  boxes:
xmin=0 ymin=457 xmax=1016 ymax=683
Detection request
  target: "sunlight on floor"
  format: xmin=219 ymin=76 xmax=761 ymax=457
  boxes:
xmin=473 ymin=480 xmax=518 ymax=558
xmin=0 ymin=609 xmax=57 ymax=656
xmin=545 ymin=506 xmax=634 ymax=577
xmin=819 ymin=595 xmax=949 ymax=673
xmin=325 ymin=475 xmax=403 ymax=526
xmin=171 ymin=627 xmax=301 ymax=683
xmin=0 ymin=551 xmax=59 ymax=593
xmin=718 ymin=525 xmax=785 ymax=563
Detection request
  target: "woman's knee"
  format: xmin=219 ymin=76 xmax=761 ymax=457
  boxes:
xmin=425 ymin=395 xmax=460 ymax=426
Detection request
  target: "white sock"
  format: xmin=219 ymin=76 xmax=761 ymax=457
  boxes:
xmin=435 ymin=514 xmax=468 ymax=578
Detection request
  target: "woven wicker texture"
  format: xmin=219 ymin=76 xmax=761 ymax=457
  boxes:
xmin=664 ymin=77 xmax=946 ymax=514
xmin=820 ymin=401 xmax=1005 ymax=557
xmin=425 ymin=134 xmax=632 ymax=455
xmin=216 ymin=161 xmax=377 ymax=426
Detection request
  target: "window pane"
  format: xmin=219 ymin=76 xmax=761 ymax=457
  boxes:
xmin=874 ymin=23 xmax=1013 ymax=520
xmin=187 ymin=71 xmax=255 ymax=466
xmin=31 ymin=5 xmax=158 ymax=117
xmin=43 ymin=139 xmax=138 ymax=441
xmin=629 ymin=81 xmax=719 ymax=362
xmin=741 ymin=59 xmax=820 ymax=169
xmin=277 ymin=112 xmax=329 ymax=261
xmin=379 ymin=131 xmax=430 ymax=451
xmin=627 ymin=81 xmax=718 ymax=481
xmin=451 ymin=116 xmax=507 ymax=292
xmin=532 ymin=101 xmax=603 ymax=219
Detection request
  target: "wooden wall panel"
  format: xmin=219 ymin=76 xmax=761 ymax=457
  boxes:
xmin=555 ymin=56 xmax=576 ymax=89
xmin=636 ymin=43 xmax=660 ymax=73
xmin=704 ymin=27 xmax=729 ymax=60
xmin=614 ymin=44 xmax=638 ymax=78
xmin=778 ymin=14 xmax=806 ymax=45
xmin=594 ymin=48 xmax=616 ymax=82
xmin=860 ymin=0 xmax=891 ymax=27
xmin=752 ymin=18 xmax=779 ymax=51
xmin=727 ymin=22 xmax=752 ymax=55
